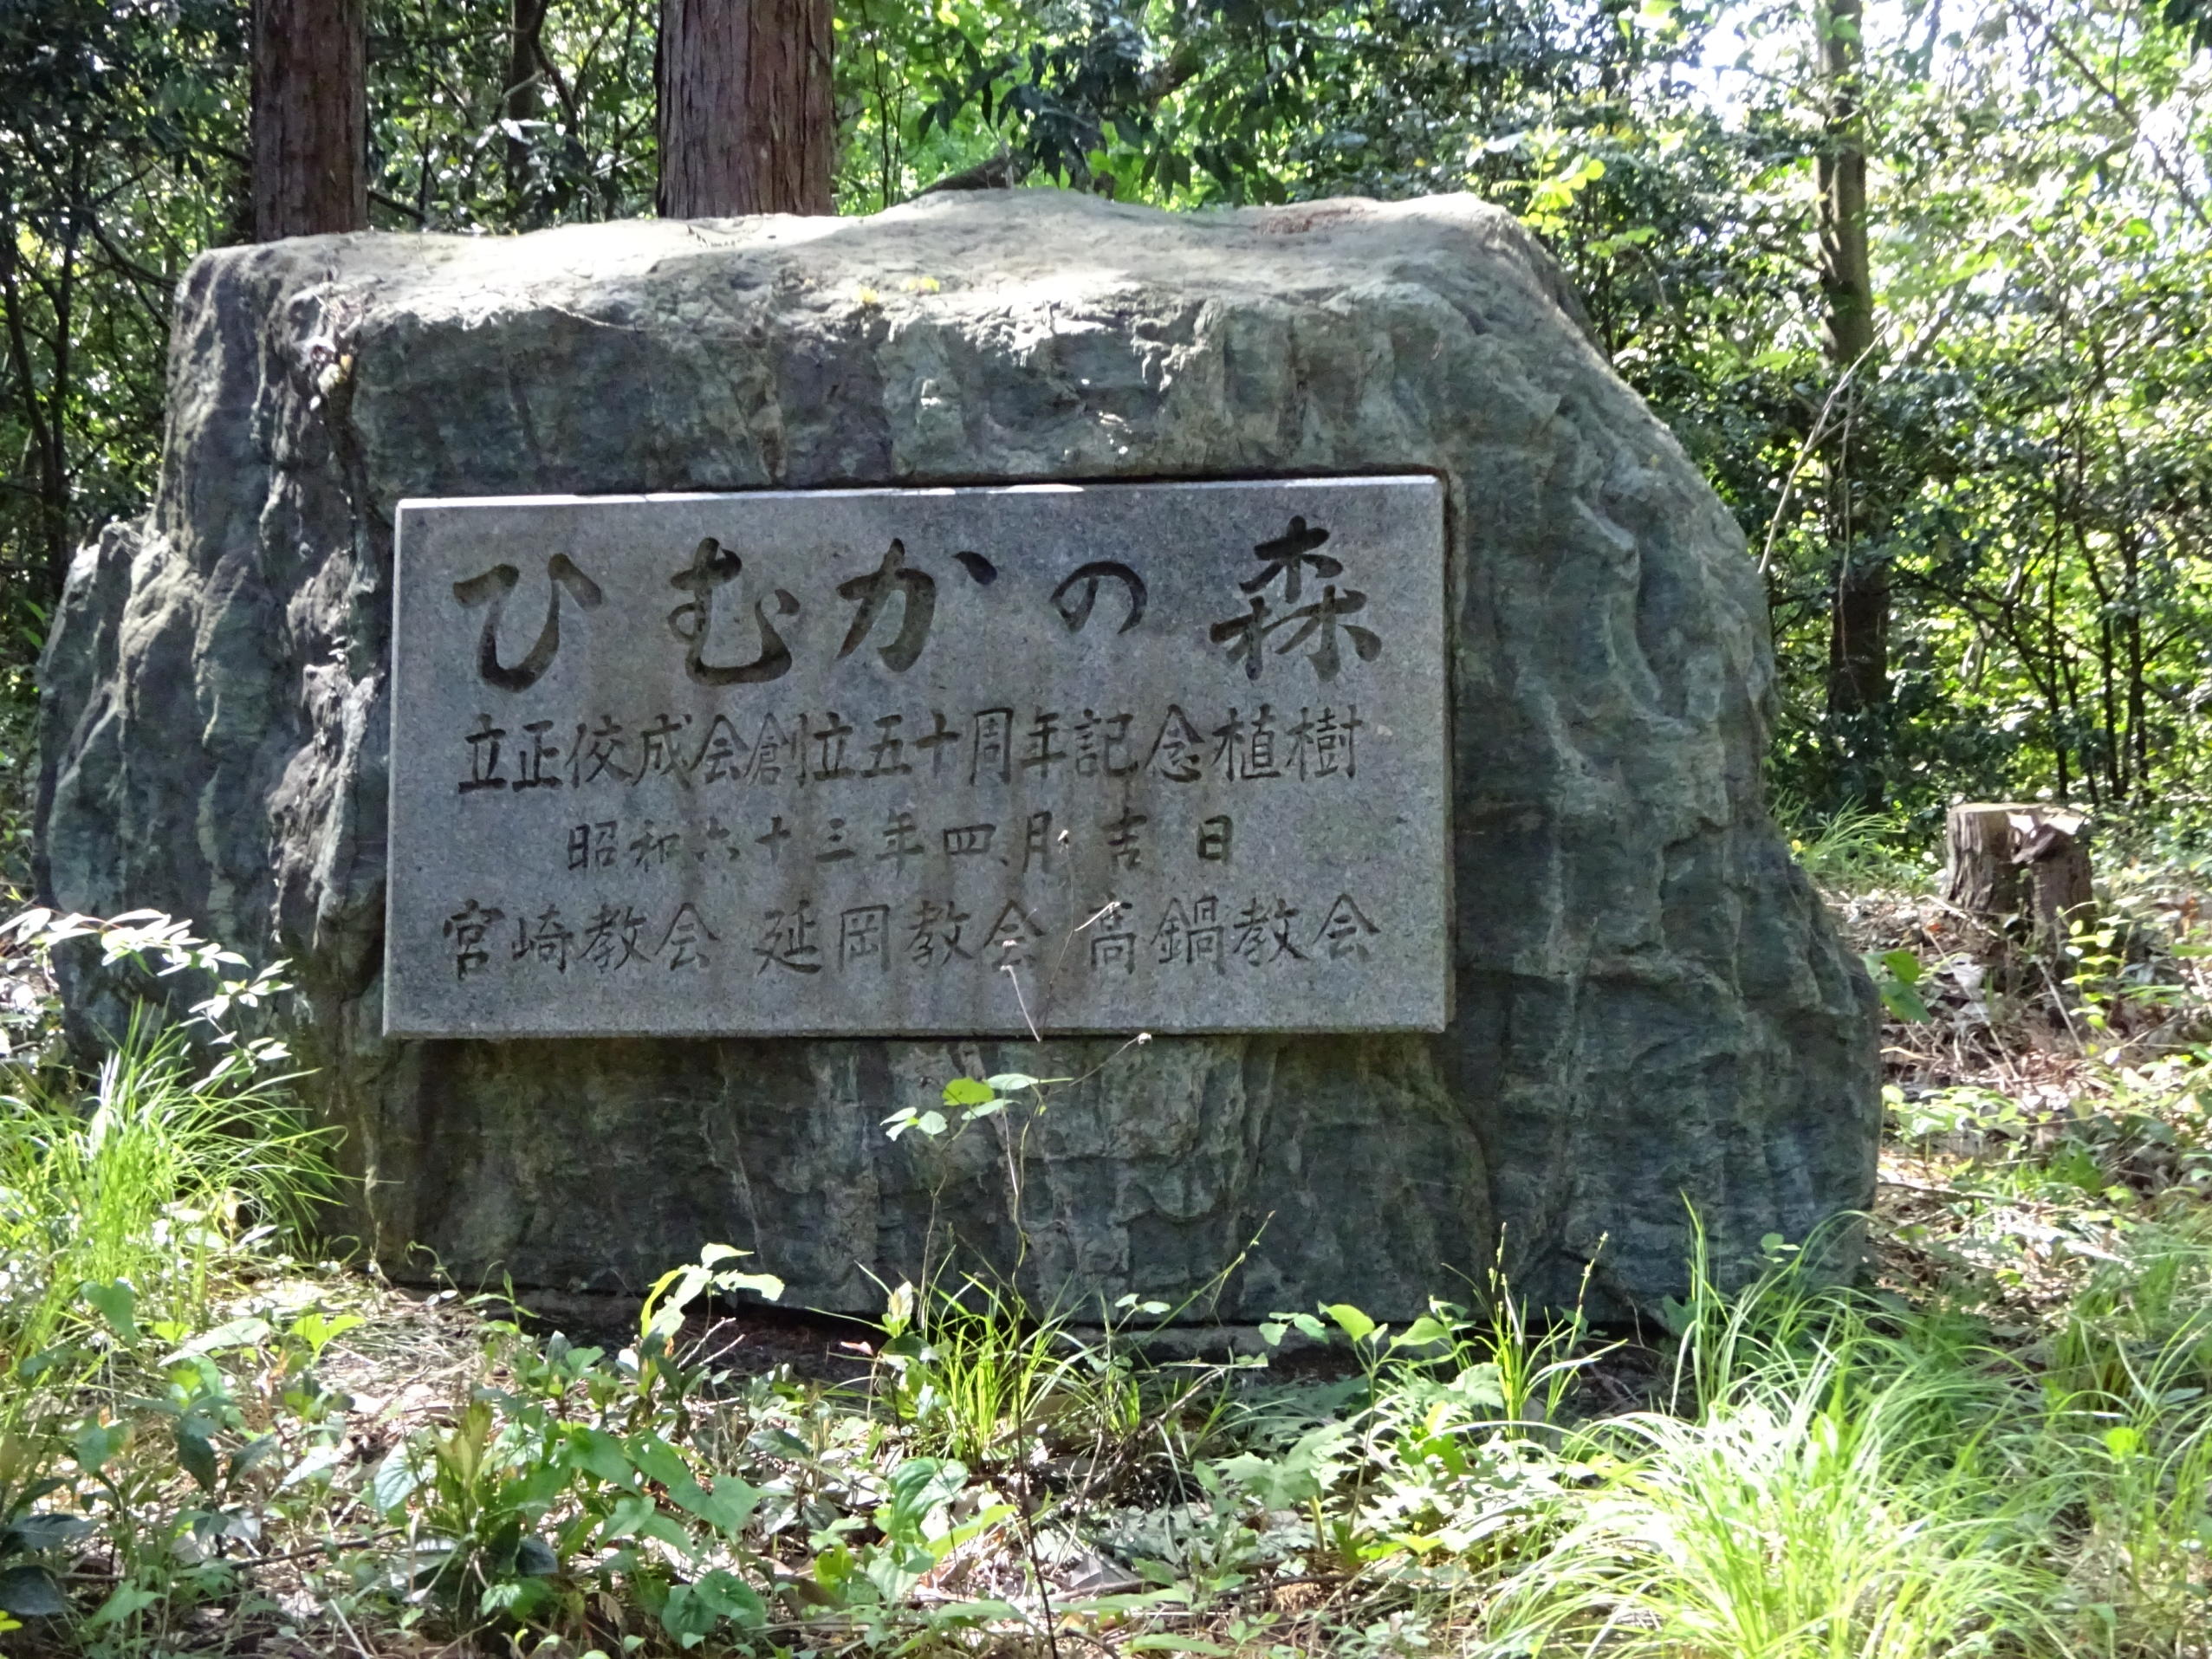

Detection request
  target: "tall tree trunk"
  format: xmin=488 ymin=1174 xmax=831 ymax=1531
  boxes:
xmin=251 ymin=0 xmax=368 ymax=241
xmin=0 ymin=213 xmax=70 ymax=605
xmin=657 ymin=0 xmax=834 ymax=217
xmin=1815 ymin=0 xmax=1886 ymax=757
xmin=506 ymin=0 xmax=551 ymax=203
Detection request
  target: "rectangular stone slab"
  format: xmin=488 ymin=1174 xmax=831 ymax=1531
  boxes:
xmin=384 ymin=476 xmax=1447 ymax=1037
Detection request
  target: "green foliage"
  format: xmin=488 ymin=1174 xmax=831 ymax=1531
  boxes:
xmin=7 ymin=0 xmax=2212 ymax=824
xmin=1865 ymin=945 xmax=1935 ymax=1022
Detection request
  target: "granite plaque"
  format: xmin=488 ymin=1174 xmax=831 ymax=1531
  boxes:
xmin=384 ymin=477 xmax=1447 ymax=1037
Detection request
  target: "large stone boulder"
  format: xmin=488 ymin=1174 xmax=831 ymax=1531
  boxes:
xmin=38 ymin=190 xmax=1879 ymax=1320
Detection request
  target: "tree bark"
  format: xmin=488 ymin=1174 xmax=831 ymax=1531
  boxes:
xmin=505 ymin=0 xmax=552 ymax=201
xmin=251 ymin=0 xmax=368 ymax=240
xmin=1815 ymin=0 xmax=1887 ymax=745
xmin=657 ymin=0 xmax=834 ymax=218
xmin=1944 ymin=803 xmax=2094 ymax=956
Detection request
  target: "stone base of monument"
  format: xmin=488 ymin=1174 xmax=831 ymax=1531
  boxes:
xmin=38 ymin=190 xmax=1879 ymax=1321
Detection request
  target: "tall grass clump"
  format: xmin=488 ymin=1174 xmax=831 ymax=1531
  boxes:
xmin=1781 ymin=797 xmax=1930 ymax=892
xmin=0 ymin=913 xmax=332 ymax=1440
xmin=1473 ymin=1222 xmax=2212 ymax=1659
xmin=1478 ymin=1239 xmax=2058 ymax=1659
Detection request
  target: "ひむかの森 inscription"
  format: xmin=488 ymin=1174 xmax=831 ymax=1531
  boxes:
xmin=384 ymin=477 xmax=1447 ymax=1037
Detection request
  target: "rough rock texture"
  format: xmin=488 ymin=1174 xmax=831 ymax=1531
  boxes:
xmin=38 ymin=191 xmax=1880 ymax=1319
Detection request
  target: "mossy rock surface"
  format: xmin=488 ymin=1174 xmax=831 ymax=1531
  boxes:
xmin=38 ymin=190 xmax=1878 ymax=1318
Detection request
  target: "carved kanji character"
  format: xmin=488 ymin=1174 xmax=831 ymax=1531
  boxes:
xmin=460 ymin=716 xmax=508 ymax=794
xmin=1313 ymin=893 xmax=1380 ymax=962
xmin=1105 ymin=808 xmax=1149 ymax=870
xmin=879 ymin=810 xmax=926 ymax=869
xmin=942 ymin=822 xmax=997 ymax=858
xmin=579 ymin=904 xmax=654 ymax=971
xmin=908 ymin=900 xmax=975 ymax=968
xmin=512 ymin=904 xmax=578 ymax=971
xmin=1242 ymin=515 xmax=1340 ymax=603
xmin=915 ymin=710 xmax=962 ymax=778
xmin=1074 ymin=710 xmax=1138 ymax=777
xmin=839 ymin=904 xmax=892 ymax=972
xmin=513 ymin=720 xmax=562 ymax=790
xmin=1270 ymin=586 xmax=1382 ymax=682
xmin=812 ymin=710 xmax=856 ymax=780
xmin=1231 ymin=897 xmax=1307 ymax=965
xmin=1021 ymin=710 xmax=1067 ymax=777
xmin=693 ymin=714 xmax=753 ymax=783
xmin=1146 ymin=704 xmax=1205 ymax=781
xmin=970 ymin=708 xmax=1013 ymax=784
xmin=755 ymin=901 xmax=821 ymax=975
xmin=659 ymin=903 xmax=717 ymax=969
xmin=1087 ymin=899 xmax=1138 ymax=975
xmin=568 ymin=716 xmax=632 ymax=786
xmin=635 ymin=713 xmax=694 ymax=785
xmin=1287 ymin=703 xmax=1363 ymax=780
xmin=863 ymin=714 xmax=913 ymax=777
xmin=987 ymin=901 xmax=1046 ymax=969
xmin=444 ymin=899 xmax=503 ymax=980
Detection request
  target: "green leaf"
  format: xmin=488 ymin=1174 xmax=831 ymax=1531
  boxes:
xmin=287 ymin=1310 xmax=363 ymax=1359
xmin=3 ymin=1513 xmax=92 ymax=1553
xmin=1324 ymin=1302 xmax=1378 ymax=1343
xmin=625 ymin=1432 xmax=691 ymax=1491
xmin=942 ymin=1077 xmax=996 ymax=1107
xmin=368 ymin=1446 xmax=421 ymax=1514
xmin=710 ymin=1269 xmax=785 ymax=1303
xmin=0 ymin=1565 xmax=66 ymax=1619
xmin=162 ymin=1314 xmax=274 ymax=1364
xmin=563 ymin=1426 xmax=636 ymax=1487
xmin=81 ymin=1280 xmax=138 ymax=1345
xmin=678 ymin=1474 xmax=765 ymax=1538
xmin=1126 ymin=1637 xmax=1232 ymax=1654
xmin=84 ymin=1582 xmax=160 ymax=1630
xmin=226 ymin=1434 xmax=282 ymax=1481
xmin=1395 ymin=1315 xmax=1455 ymax=1348
xmin=72 ymin=1421 xmax=126 ymax=1476
xmin=174 ymin=1424 xmax=218 ymax=1492
xmin=885 ymin=1108 xmax=948 ymax=1142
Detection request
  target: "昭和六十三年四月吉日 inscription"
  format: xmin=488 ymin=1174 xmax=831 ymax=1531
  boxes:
xmin=382 ymin=477 xmax=1447 ymax=1037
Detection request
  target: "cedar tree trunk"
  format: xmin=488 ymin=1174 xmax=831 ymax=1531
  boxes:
xmin=251 ymin=0 xmax=368 ymax=240
xmin=1816 ymin=0 xmax=1886 ymax=733
xmin=657 ymin=0 xmax=834 ymax=217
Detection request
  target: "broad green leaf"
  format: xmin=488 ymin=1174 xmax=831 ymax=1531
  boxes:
xmin=0 ymin=1565 xmax=65 ymax=1618
xmin=81 ymin=1280 xmax=138 ymax=1345
xmin=368 ymin=1446 xmax=421 ymax=1513
xmin=3 ymin=1513 xmax=92 ymax=1552
xmin=625 ymin=1432 xmax=691 ymax=1490
xmin=942 ymin=1076 xmax=996 ymax=1107
xmin=174 ymin=1424 xmax=218 ymax=1492
xmin=1324 ymin=1302 xmax=1378 ymax=1343
xmin=563 ymin=1426 xmax=636 ymax=1487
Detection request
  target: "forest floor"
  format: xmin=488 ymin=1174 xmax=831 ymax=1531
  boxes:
xmin=3 ymin=823 xmax=2211 ymax=1658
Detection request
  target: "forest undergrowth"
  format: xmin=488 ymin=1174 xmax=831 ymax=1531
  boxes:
xmin=3 ymin=814 xmax=2212 ymax=1657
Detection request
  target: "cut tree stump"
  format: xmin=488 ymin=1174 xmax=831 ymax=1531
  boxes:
xmin=1943 ymin=802 xmax=2093 ymax=955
